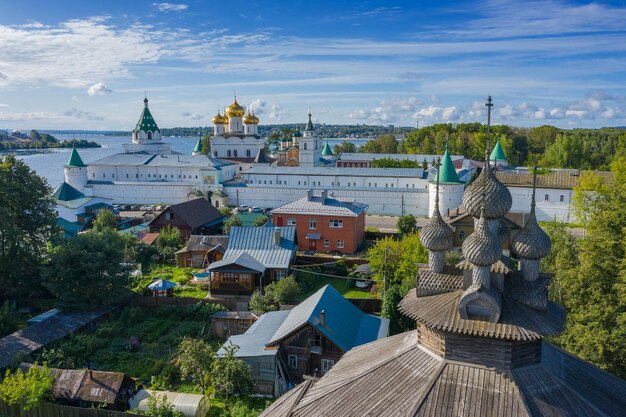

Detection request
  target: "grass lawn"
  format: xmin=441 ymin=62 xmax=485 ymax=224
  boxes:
xmin=293 ymin=275 xmax=377 ymax=303
xmin=175 ymin=286 xmax=209 ymax=299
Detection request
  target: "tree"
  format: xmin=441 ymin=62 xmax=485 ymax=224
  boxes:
xmin=30 ymin=129 xmax=41 ymax=141
xmin=396 ymin=215 xmax=416 ymax=236
xmin=200 ymin=134 xmax=211 ymax=155
xmin=248 ymin=291 xmax=276 ymax=312
xmin=265 ymin=275 xmax=300 ymax=304
xmin=0 ymin=363 xmax=54 ymax=410
xmin=223 ymin=215 xmax=242 ymax=234
xmin=155 ymin=225 xmax=184 ymax=262
xmin=333 ymin=141 xmax=357 ymax=156
xmin=212 ymin=344 xmax=254 ymax=413
xmin=44 ymin=229 xmax=130 ymax=309
xmin=122 ymin=235 xmax=158 ymax=268
xmin=359 ymin=134 xmax=398 ymax=154
xmin=0 ymin=155 xmax=56 ymax=299
xmin=174 ymin=337 xmax=214 ymax=395
xmin=92 ymin=209 xmax=118 ymax=232
xmin=219 ymin=206 xmax=232 ymax=218
xmin=571 ymin=170 xmax=607 ymax=230
xmin=254 ymin=216 xmax=269 ymax=226
xmin=381 ymin=285 xmax=412 ymax=335
xmin=0 ymin=301 xmax=21 ymax=337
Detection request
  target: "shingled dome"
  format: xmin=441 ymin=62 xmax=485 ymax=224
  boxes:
xmin=462 ymin=209 xmax=501 ymax=266
xmin=462 ymin=163 xmax=512 ymax=218
xmin=512 ymin=211 xmax=551 ymax=260
xmin=420 ymin=209 xmax=453 ymax=252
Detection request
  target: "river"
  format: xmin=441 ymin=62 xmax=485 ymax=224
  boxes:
xmin=5 ymin=135 xmax=366 ymax=189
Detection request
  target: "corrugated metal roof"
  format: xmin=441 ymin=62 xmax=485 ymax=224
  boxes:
xmin=217 ymin=310 xmax=291 ymax=357
xmin=212 ymin=226 xmax=296 ymax=270
xmin=130 ymin=389 xmax=208 ymax=417
xmin=243 ymin=165 xmax=425 ymax=178
xmin=267 ymin=284 xmax=389 ymax=351
xmin=208 ymin=252 xmax=267 ymax=272
xmin=271 ymin=194 xmax=368 ymax=217
xmin=337 ymin=153 xmax=464 ymax=162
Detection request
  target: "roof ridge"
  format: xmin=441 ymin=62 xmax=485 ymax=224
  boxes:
xmin=408 ymin=361 xmax=448 ymax=416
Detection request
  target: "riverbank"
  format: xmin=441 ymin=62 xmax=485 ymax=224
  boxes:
xmin=0 ymin=138 xmax=101 ymax=151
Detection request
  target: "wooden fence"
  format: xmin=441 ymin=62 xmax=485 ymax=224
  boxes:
xmin=0 ymin=400 xmax=153 ymax=417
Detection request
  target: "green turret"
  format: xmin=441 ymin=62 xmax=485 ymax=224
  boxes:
xmin=66 ymin=147 xmax=86 ymax=168
xmin=432 ymin=144 xmax=462 ymax=184
xmin=322 ymin=142 xmax=333 ymax=157
xmin=490 ymin=136 xmax=507 ymax=164
xmin=193 ymin=138 xmax=203 ymax=155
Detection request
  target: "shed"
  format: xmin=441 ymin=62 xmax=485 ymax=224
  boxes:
xmin=148 ymin=278 xmax=176 ymax=297
xmin=211 ymin=310 xmax=260 ymax=338
xmin=129 ymin=389 xmax=209 ymax=417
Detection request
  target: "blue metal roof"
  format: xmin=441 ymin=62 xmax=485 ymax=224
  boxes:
xmin=267 ymin=285 xmax=389 ymax=352
xmin=217 ymin=310 xmax=291 ymax=358
xmin=213 ymin=226 xmax=296 ymax=270
xmin=148 ymin=279 xmax=177 ymax=291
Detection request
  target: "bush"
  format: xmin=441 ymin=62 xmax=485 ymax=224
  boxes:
xmin=265 ymin=276 xmax=300 ymax=304
xmin=0 ymin=301 xmax=21 ymax=337
xmin=156 ymin=226 xmax=184 ymax=263
xmin=248 ymin=291 xmax=275 ymax=312
xmin=0 ymin=363 xmax=54 ymax=410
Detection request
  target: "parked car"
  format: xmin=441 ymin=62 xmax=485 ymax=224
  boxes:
xmin=355 ymin=279 xmax=372 ymax=289
xmin=237 ymin=205 xmax=250 ymax=213
xmin=251 ymin=206 xmax=263 ymax=213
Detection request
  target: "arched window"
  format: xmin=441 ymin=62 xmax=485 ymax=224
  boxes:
xmin=304 ymin=143 xmax=308 ymax=150
xmin=147 ymin=131 xmax=152 ymax=140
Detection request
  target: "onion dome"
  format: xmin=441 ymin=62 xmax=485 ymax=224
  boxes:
xmin=242 ymin=110 xmax=259 ymax=125
xmin=511 ymin=211 xmax=551 ymax=259
xmin=462 ymin=209 xmax=501 ymax=266
xmin=212 ymin=111 xmax=227 ymax=125
xmin=462 ymin=163 xmax=512 ymax=219
xmin=497 ymin=220 xmax=509 ymax=245
xmin=420 ymin=209 xmax=453 ymax=252
xmin=225 ymin=98 xmax=245 ymax=117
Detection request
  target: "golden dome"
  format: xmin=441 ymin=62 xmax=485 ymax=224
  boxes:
xmin=243 ymin=110 xmax=259 ymax=125
xmin=212 ymin=111 xmax=227 ymax=125
xmin=225 ymin=98 xmax=245 ymax=117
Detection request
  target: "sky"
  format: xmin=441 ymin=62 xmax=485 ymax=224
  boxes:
xmin=1 ymin=0 xmax=626 ymax=130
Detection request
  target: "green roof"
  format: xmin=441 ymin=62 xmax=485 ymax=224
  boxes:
xmin=53 ymin=182 xmax=85 ymax=202
xmin=490 ymin=138 xmax=507 ymax=162
xmin=134 ymin=99 xmax=160 ymax=132
xmin=193 ymin=138 xmax=203 ymax=153
xmin=432 ymin=144 xmax=462 ymax=184
xmin=66 ymin=147 xmax=86 ymax=167
xmin=322 ymin=142 xmax=333 ymax=156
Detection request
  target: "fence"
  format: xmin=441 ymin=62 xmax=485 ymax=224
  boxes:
xmin=347 ymin=298 xmax=382 ymax=314
xmin=0 ymin=400 xmax=153 ymax=417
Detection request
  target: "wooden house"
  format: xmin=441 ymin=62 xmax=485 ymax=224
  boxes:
xmin=20 ymin=363 xmax=136 ymax=411
xmin=211 ymin=310 xmax=260 ymax=338
xmin=175 ymin=235 xmax=228 ymax=268
xmin=218 ymin=285 xmax=389 ymax=396
xmin=207 ymin=226 xmax=297 ymax=296
xmin=444 ymin=205 xmax=524 ymax=249
xmin=149 ymin=197 xmax=223 ymax=238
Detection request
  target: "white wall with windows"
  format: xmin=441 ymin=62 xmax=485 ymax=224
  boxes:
xmin=508 ymin=186 xmax=573 ymax=222
xmin=210 ymin=135 xmax=264 ymax=159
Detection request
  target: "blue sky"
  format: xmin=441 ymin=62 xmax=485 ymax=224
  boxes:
xmin=1 ymin=0 xmax=626 ymax=130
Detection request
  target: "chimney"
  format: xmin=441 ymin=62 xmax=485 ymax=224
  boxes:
xmin=320 ymin=309 xmax=326 ymax=326
xmin=274 ymin=227 xmax=281 ymax=245
xmin=321 ymin=189 xmax=328 ymax=201
xmin=307 ymin=189 xmax=313 ymax=201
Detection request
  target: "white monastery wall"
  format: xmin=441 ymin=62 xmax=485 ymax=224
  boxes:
xmin=508 ymin=186 xmax=573 ymax=222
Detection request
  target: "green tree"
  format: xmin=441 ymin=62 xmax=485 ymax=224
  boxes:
xmin=174 ymin=337 xmax=214 ymax=395
xmin=219 ymin=206 xmax=232 ymax=218
xmin=200 ymin=134 xmax=211 ymax=155
xmin=571 ymin=170 xmax=607 ymax=230
xmin=381 ymin=285 xmax=412 ymax=335
xmin=396 ymin=215 xmax=417 ymax=236
xmin=253 ymin=216 xmax=269 ymax=226
xmin=44 ymin=230 xmax=130 ymax=309
xmin=0 ymin=363 xmax=54 ymax=410
xmin=0 ymin=301 xmax=21 ymax=337
xmin=0 ymin=155 xmax=56 ymax=299
xmin=155 ymin=225 xmax=184 ymax=262
xmin=123 ymin=235 xmax=158 ymax=268
xmin=359 ymin=134 xmax=398 ymax=154
xmin=265 ymin=275 xmax=300 ymax=304
xmin=30 ymin=129 xmax=41 ymax=140
xmin=92 ymin=209 xmax=118 ymax=232
xmin=248 ymin=291 xmax=276 ymax=312
xmin=212 ymin=344 xmax=254 ymax=413
xmin=223 ymin=215 xmax=242 ymax=234
xmin=333 ymin=141 xmax=357 ymax=156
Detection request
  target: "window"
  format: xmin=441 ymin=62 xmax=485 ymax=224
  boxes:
xmin=214 ymin=151 xmax=218 ymax=157
xmin=234 ymin=150 xmax=238 ymax=157
xmin=288 ymin=355 xmax=297 ymax=369
xmin=459 ymin=231 xmax=466 ymax=240
xmin=166 ymin=212 xmax=174 ymax=221
xmin=102 ymin=173 xmax=106 ymax=178
xmin=337 ymin=240 xmax=344 ymax=249
xmin=287 ymin=218 xmax=296 ymax=226
xmin=368 ymin=183 xmax=371 ymax=187
xmin=276 ymin=270 xmax=286 ymax=280
xmin=329 ymin=219 xmax=343 ymax=228
xmin=304 ymin=143 xmax=308 ymax=150
xmin=544 ymin=194 xmax=549 ymax=202
xmin=148 ymin=174 xmax=151 ymax=178
xmin=321 ymin=359 xmax=334 ymax=373
xmin=227 ymin=150 xmax=232 ymax=157
xmin=246 ymin=150 xmax=251 ymax=157
xmin=324 ymin=240 xmax=330 ymax=247
xmin=136 ymin=174 xmax=138 ymax=178
xmin=560 ymin=195 xmax=564 ymax=202
xmin=309 ymin=219 xmax=317 ymax=229
xmin=92 ymin=173 xmax=95 ymax=178
xmin=126 ymin=173 xmax=128 ymax=178
xmin=195 ymin=175 xmax=198 ymax=179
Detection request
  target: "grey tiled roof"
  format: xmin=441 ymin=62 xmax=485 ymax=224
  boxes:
xmin=243 ymin=165 xmax=425 ymax=178
xmin=271 ymin=194 xmax=368 ymax=217
xmin=267 ymin=285 xmax=389 ymax=351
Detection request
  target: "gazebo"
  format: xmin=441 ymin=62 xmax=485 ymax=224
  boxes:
xmin=148 ymin=278 xmax=176 ymax=297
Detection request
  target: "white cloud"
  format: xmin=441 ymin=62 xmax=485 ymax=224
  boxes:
xmin=63 ymin=108 xmax=103 ymax=120
xmin=0 ymin=104 xmax=8 ymax=108
xmin=153 ymin=3 xmax=188 ymax=12
xmin=87 ymin=82 xmax=112 ymax=96
xmin=268 ymin=104 xmax=286 ymax=120
xmin=181 ymin=111 xmax=203 ymax=120
xmin=71 ymin=96 xmax=80 ymax=102
xmin=249 ymin=99 xmax=268 ymax=115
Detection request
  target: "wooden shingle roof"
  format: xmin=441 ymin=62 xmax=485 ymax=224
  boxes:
xmin=495 ymin=169 xmax=613 ymax=190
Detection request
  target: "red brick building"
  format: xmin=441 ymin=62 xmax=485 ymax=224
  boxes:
xmin=271 ymin=190 xmax=368 ymax=254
